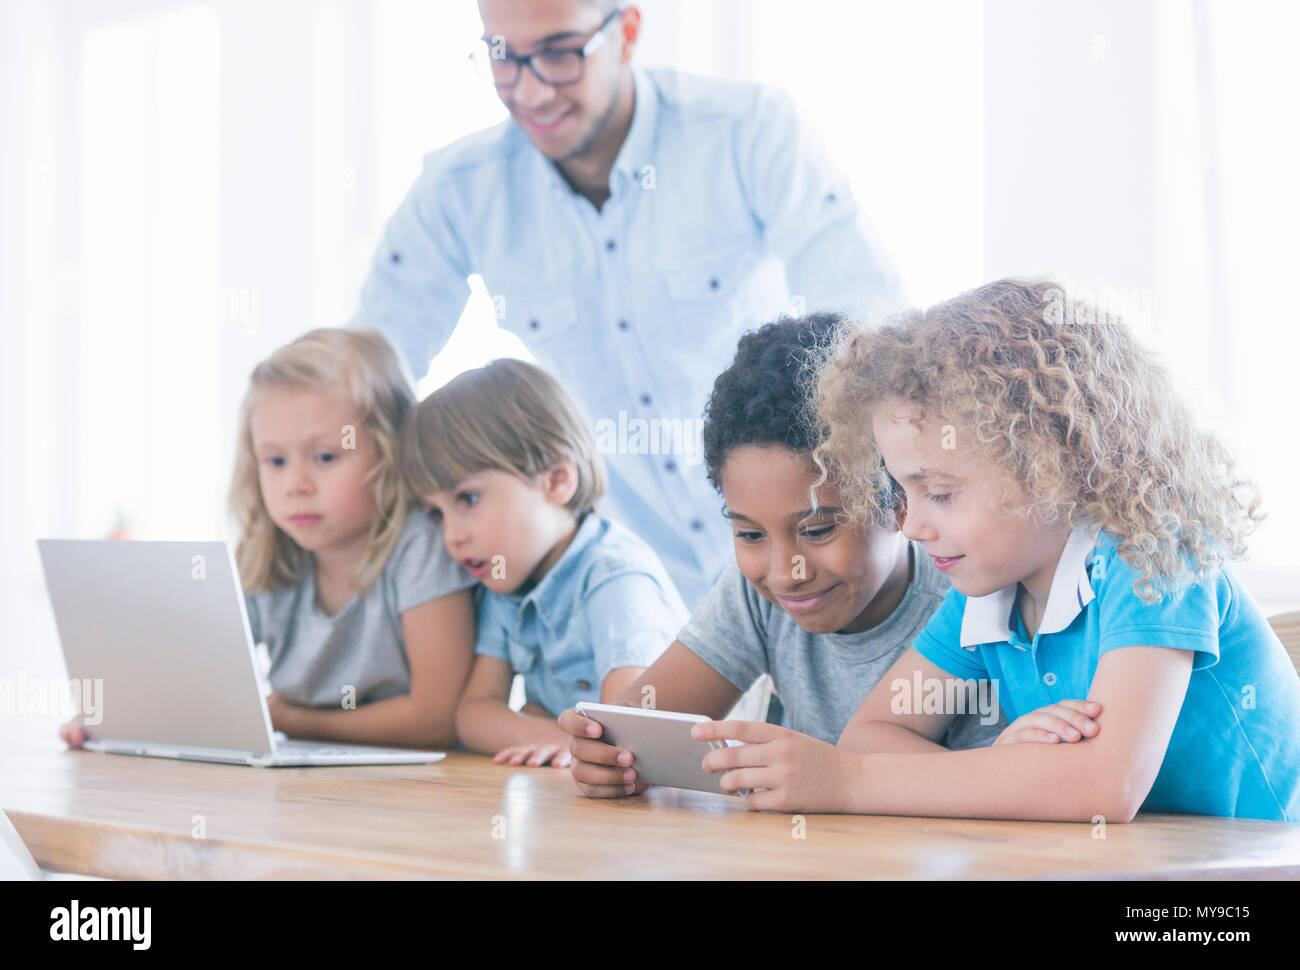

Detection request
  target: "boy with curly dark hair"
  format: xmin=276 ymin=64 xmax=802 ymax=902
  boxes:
xmin=558 ymin=313 xmax=1005 ymax=799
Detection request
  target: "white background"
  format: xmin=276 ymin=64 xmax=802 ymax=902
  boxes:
xmin=2 ymin=0 xmax=1297 ymax=697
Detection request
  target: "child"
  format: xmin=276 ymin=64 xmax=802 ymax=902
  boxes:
xmin=692 ymin=279 xmax=1300 ymax=822
xmin=399 ymin=357 xmax=687 ymax=767
xmin=63 ymin=328 xmax=477 ymax=750
xmin=561 ymin=313 xmax=1007 ymax=799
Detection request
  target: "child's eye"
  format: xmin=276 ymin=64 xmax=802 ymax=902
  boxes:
xmin=800 ymin=524 xmax=837 ymax=540
xmin=926 ymin=492 xmax=953 ymax=504
xmin=456 ymin=491 xmax=479 ymax=507
xmin=734 ymin=530 xmax=764 ymax=544
xmin=263 ymin=456 xmax=284 ymax=468
xmin=316 ymin=452 xmax=337 ymax=463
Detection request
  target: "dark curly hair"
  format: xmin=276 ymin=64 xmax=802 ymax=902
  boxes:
xmin=702 ymin=312 xmax=847 ymax=494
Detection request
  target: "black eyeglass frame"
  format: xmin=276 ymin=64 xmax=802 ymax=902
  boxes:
xmin=471 ymin=7 xmax=626 ymax=89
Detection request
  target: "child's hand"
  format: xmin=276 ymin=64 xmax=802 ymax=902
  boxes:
xmin=264 ymin=692 xmax=307 ymax=737
xmin=557 ymin=706 xmax=647 ymax=798
xmin=60 ymin=717 xmax=88 ymax=748
xmin=695 ymin=720 xmax=858 ymax=813
xmin=993 ymin=699 xmax=1101 ymax=746
xmin=492 ymin=736 xmax=573 ymax=768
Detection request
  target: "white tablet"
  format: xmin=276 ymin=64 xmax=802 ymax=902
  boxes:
xmin=574 ymin=702 xmax=748 ymax=797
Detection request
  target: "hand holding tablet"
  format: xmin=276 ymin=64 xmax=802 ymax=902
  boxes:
xmin=571 ymin=702 xmax=750 ymax=797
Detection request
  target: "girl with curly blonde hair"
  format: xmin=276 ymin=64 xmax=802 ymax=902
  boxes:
xmin=690 ymin=278 xmax=1300 ymax=823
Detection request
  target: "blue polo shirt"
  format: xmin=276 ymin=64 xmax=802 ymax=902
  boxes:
xmin=474 ymin=511 xmax=688 ymax=716
xmin=914 ymin=522 xmax=1300 ymax=821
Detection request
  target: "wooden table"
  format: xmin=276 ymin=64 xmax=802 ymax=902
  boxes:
xmin=6 ymin=734 xmax=1300 ymax=879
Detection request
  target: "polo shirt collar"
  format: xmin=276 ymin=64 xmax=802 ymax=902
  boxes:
xmin=959 ymin=520 xmax=1102 ymax=649
xmin=505 ymin=511 xmax=602 ymax=624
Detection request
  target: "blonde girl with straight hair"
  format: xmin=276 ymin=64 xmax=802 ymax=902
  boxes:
xmin=61 ymin=328 xmax=477 ymax=751
xmin=400 ymin=358 xmax=687 ymax=768
xmin=224 ymin=327 xmax=474 ymax=748
xmin=689 ymin=278 xmax=1300 ymax=823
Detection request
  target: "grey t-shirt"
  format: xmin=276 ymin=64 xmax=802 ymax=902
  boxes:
xmin=244 ymin=512 xmax=474 ymax=708
xmin=676 ymin=541 xmax=1006 ymax=748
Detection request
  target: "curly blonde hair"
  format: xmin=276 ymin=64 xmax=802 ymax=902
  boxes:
xmin=813 ymin=278 xmax=1263 ymax=602
xmin=228 ymin=328 xmax=416 ymax=595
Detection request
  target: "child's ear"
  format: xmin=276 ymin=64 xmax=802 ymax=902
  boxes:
xmin=542 ymin=458 xmax=580 ymax=508
xmin=891 ymin=492 xmax=909 ymax=532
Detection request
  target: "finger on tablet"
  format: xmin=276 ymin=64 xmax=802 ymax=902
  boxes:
xmin=557 ymin=707 xmax=603 ymax=739
xmin=567 ymin=735 xmax=631 ymax=767
xmin=571 ymin=758 xmax=637 ymax=789
xmin=576 ymin=780 xmax=642 ymax=799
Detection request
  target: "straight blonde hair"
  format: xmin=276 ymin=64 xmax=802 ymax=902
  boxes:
xmin=229 ymin=328 xmax=416 ymax=595
xmin=399 ymin=358 xmax=607 ymax=516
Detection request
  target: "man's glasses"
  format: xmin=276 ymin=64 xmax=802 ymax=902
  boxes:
xmin=470 ymin=7 xmax=624 ymax=89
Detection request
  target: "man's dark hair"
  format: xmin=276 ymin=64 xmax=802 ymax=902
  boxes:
xmin=701 ymin=312 xmax=846 ymax=493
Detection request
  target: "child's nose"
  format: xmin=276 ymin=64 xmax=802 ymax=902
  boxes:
xmin=767 ymin=539 xmax=802 ymax=586
xmin=900 ymin=505 xmax=936 ymax=543
xmin=440 ymin=518 xmax=467 ymax=548
xmin=286 ymin=464 xmax=314 ymax=495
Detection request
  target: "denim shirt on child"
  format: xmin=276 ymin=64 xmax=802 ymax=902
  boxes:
xmin=474 ymin=511 xmax=688 ymax=715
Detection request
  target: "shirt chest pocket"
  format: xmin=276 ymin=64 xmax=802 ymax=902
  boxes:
xmin=496 ymin=286 xmax=579 ymax=346
xmin=660 ymin=241 xmax=769 ymax=352
xmin=548 ymin=649 xmax=600 ymax=697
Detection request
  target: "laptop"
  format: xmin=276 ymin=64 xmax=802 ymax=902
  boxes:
xmin=36 ymin=538 xmax=446 ymax=767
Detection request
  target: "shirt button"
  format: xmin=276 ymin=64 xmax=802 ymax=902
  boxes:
xmin=617 ymin=319 xmax=629 ymax=331
xmin=605 ymin=239 xmax=617 ymax=252
xmin=664 ymin=459 xmax=677 ymax=473
xmin=690 ymin=519 xmax=704 ymax=532
xmin=528 ymin=319 xmax=540 ymax=331
xmin=1043 ymin=672 xmax=1057 ymax=686
xmin=708 ymin=277 xmax=720 ymax=291
xmin=577 ymin=680 xmax=591 ymax=691
xmin=640 ymin=393 xmax=652 ymax=406
xmin=390 ymin=252 xmax=402 ymax=265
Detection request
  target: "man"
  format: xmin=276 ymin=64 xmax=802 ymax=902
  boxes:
xmin=351 ymin=0 xmax=900 ymax=608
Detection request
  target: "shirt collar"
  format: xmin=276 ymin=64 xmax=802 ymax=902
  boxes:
xmin=610 ymin=67 xmax=657 ymax=189
xmin=526 ymin=67 xmax=656 ymax=200
xmin=505 ymin=511 xmax=603 ymax=623
xmin=959 ymin=520 xmax=1102 ymax=649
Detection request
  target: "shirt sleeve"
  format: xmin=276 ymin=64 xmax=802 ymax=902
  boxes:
xmin=580 ymin=570 xmax=687 ymax=685
xmin=736 ymin=84 xmax=902 ymax=321
xmin=348 ymin=150 xmax=473 ymax=381
xmin=389 ymin=513 xmax=476 ymax=615
xmin=1095 ymin=547 xmax=1222 ymax=670
xmin=674 ymin=560 xmax=769 ymax=693
xmin=473 ymin=590 xmax=510 ymax=662
xmin=243 ymin=592 xmax=262 ymax=645
xmin=912 ymin=587 xmax=990 ymax=680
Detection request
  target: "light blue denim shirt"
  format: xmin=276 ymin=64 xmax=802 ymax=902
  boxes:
xmin=474 ymin=511 xmax=687 ymax=717
xmin=351 ymin=67 xmax=901 ymax=608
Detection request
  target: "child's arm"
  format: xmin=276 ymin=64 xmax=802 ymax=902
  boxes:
xmin=454 ymin=654 xmax=572 ymax=765
xmin=838 ymin=647 xmax=1101 ymax=753
xmin=696 ymin=644 xmax=1193 ymax=821
xmin=560 ymin=642 xmax=745 ymax=797
xmin=266 ymin=588 xmax=475 ymax=747
xmin=836 ymin=648 xmax=962 ymax=754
